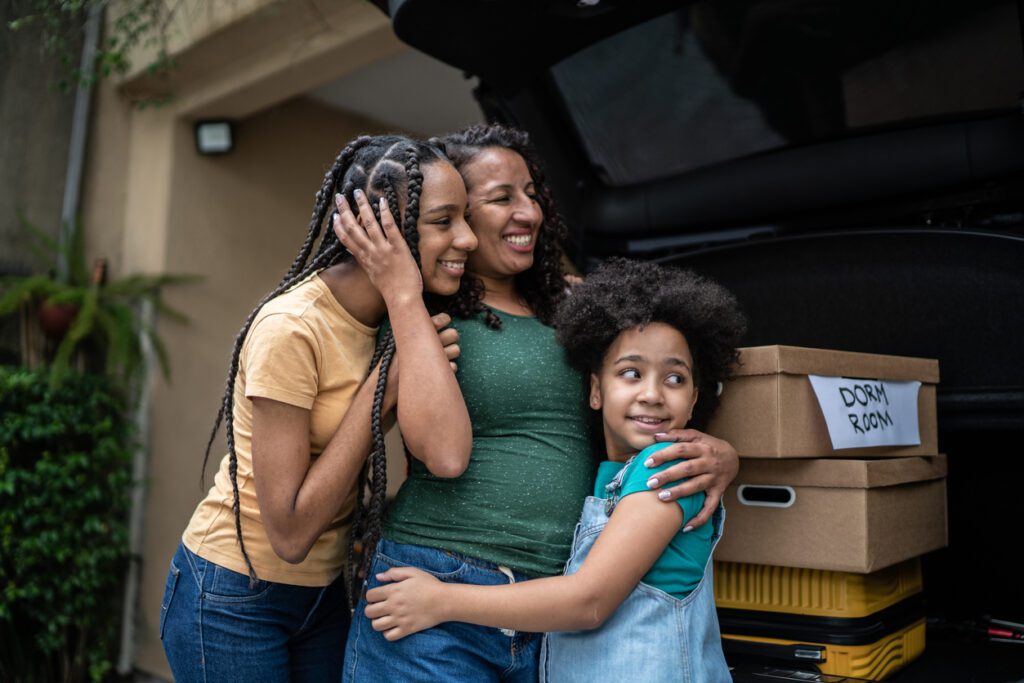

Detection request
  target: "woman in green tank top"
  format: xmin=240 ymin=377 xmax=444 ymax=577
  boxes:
xmin=343 ymin=125 xmax=740 ymax=682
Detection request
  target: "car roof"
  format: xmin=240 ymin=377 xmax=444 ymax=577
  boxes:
xmin=376 ymin=1 xmax=1024 ymax=252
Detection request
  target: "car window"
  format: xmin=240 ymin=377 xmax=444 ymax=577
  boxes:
xmin=550 ymin=1 xmax=1023 ymax=186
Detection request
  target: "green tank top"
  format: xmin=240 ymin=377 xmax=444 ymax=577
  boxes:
xmin=384 ymin=309 xmax=595 ymax=577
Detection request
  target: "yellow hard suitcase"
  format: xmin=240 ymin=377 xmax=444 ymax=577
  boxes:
xmin=715 ymin=559 xmax=926 ymax=680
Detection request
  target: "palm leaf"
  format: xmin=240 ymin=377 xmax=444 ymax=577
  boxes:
xmin=0 ymin=276 xmax=60 ymax=315
xmin=43 ymin=288 xmax=87 ymax=306
xmin=94 ymin=304 xmax=141 ymax=384
xmin=105 ymin=274 xmax=197 ymax=325
xmin=49 ymin=286 xmax=99 ymax=386
xmin=14 ymin=213 xmax=90 ymax=286
xmin=102 ymin=275 xmax=157 ymax=297
xmin=144 ymin=323 xmax=172 ymax=381
xmin=106 ymin=301 xmax=143 ymax=384
xmin=15 ymin=210 xmax=59 ymax=270
xmin=7 ymin=211 xmax=201 ymax=393
xmin=93 ymin=307 xmax=122 ymax=378
xmin=152 ymin=297 xmax=190 ymax=324
xmin=104 ymin=273 xmax=199 ymax=296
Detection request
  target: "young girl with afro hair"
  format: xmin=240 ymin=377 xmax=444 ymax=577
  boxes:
xmin=364 ymin=258 xmax=746 ymax=682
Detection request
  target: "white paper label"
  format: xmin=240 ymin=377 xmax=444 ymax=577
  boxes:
xmin=807 ymin=375 xmax=922 ymax=450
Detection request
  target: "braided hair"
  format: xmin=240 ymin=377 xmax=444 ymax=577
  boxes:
xmin=435 ymin=124 xmax=569 ymax=329
xmin=200 ymin=136 xmax=445 ymax=603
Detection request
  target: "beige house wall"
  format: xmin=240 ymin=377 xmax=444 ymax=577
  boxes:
xmin=120 ymin=0 xmax=405 ymax=119
xmin=79 ymin=1 xmax=418 ymax=677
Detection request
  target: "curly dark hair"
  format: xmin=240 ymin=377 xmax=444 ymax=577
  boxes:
xmin=555 ymin=258 xmax=747 ymax=430
xmin=432 ymin=124 xmax=568 ymax=329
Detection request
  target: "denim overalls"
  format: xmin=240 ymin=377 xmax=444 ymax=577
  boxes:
xmin=540 ymin=458 xmax=731 ymax=683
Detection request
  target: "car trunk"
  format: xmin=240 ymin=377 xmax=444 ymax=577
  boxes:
xmin=375 ymin=0 xmax=1024 ymax=678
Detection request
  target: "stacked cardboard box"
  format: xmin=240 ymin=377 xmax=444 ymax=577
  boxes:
xmin=706 ymin=346 xmax=946 ymax=680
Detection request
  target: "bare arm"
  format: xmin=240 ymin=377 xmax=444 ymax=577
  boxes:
xmin=364 ymin=489 xmax=682 ymax=638
xmin=643 ymin=429 xmax=738 ymax=530
xmin=390 ymin=302 xmax=470 ymax=477
xmin=251 ymin=357 xmax=394 ymax=564
xmin=335 ymin=192 xmax=472 ymax=477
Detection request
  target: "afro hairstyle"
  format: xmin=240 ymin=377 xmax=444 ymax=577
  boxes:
xmin=555 ymin=258 xmax=747 ymax=430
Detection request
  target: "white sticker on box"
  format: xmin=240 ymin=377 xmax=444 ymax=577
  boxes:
xmin=807 ymin=375 xmax=922 ymax=450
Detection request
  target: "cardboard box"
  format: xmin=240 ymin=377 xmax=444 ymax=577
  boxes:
xmin=714 ymin=456 xmax=948 ymax=573
xmin=708 ymin=345 xmax=939 ymax=457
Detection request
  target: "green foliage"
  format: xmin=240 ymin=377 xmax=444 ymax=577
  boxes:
xmin=0 ymin=366 xmax=133 ymax=682
xmin=7 ymin=0 xmax=175 ymax=94
xmin=0 ymin=214 xmax=197 ymax=392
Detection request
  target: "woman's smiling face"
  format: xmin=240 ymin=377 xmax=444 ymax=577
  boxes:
xmin=459 ymin=147 xmax=543 ymax=281
xmin=416 ymin=160 xmax=478 ymax=295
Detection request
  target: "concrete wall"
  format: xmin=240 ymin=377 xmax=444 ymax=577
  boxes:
xmin=119 ymin=0 xmax=404 ymax=119
xmin=0 ymin=4 xmax=79 ymax=267
xmin=0 ymin=4 xmax=81 ymax=363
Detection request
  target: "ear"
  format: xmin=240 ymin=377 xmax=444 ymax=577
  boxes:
xmin=589 ymin=373 xmax=602 ymax=411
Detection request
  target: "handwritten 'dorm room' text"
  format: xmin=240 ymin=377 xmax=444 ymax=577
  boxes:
xmin=808 ymin=374 xmax=921 ymax=450
xmin=840 ymin=382 xmax=894 ymax=434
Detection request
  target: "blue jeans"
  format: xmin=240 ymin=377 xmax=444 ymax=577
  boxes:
xmin=344 ymin=539 xmax=540 ymax=682
xmin=161 ymin=542 xmax=349 ymax=683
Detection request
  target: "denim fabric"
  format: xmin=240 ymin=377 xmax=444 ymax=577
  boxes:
xmin=344 ymin=539 xmax=540 ymax=682
xmin=161 ymin=542 xmax=349 ymax=683
xmin=540 ymin=461 xmax=731 ymax=683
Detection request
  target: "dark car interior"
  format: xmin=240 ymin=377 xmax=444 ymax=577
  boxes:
xmin=375 ymin=0 xmax=1024 ymax=679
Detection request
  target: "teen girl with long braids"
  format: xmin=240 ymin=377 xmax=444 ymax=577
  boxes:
xmin=160 ymin=135 xmax=476 ymax=682
xmin=343 ymin=124 xmax=741 ymax=681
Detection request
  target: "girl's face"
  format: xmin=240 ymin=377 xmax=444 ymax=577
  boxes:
xmin=459 ymin=147 xmax=543 ymax=281
xmin=590 ymin=323 xmax=700 ymax=459
xmin=415 ymin=161 xmax=478 ymax=296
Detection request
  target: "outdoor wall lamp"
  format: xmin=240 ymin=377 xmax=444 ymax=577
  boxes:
xmin=194 ymin=120 xmax=235 ymax=155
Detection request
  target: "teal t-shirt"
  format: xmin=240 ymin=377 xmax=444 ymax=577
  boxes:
xmin=594 ymin=442 xmax=713 ymax=598
xmin=385 ymin=309 xmax=596 ymax=577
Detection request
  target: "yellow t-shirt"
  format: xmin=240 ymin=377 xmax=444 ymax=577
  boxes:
xmin=183 ymin=273 xmax=378 ymax=586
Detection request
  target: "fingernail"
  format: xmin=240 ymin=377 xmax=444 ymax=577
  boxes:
xmin=647 ymin=477 xmax=659 ymax=488
xmin=683 ymin=525 xmax=694 ymax=533
xmin=354 ymin=188 xmax=364 ymax=198
xmin=658 ymin=490 xmax=672 ymax=501
xmin=644 ymin=458 xmax=655 ymax=468
xmin=654 ymin=432 xmax=667 ymax=437
xmin=335 ymin=192 xmax=343 ymax=206
xmin=379 ymin=196 xmax=387 ymax=209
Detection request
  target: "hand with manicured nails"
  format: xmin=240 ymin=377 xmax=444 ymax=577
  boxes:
xmin=432 ymin=313 xmax=461 ymax=374
xmin=365 ymin=567 xmax=445 ymax=641
xmin=643 ymin=429 xmax=739 ymax=530
xmin=333 ymin=191 xmax=422 ymax=304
